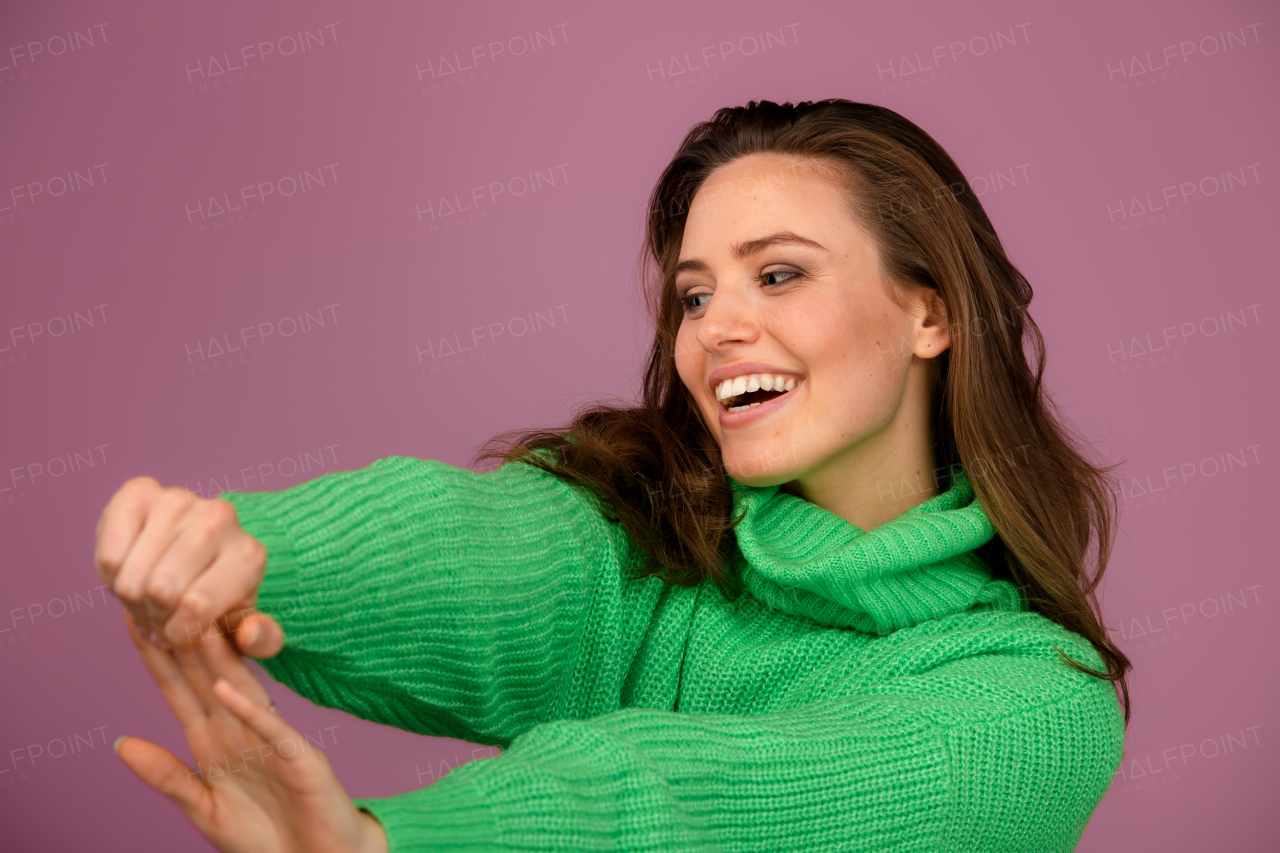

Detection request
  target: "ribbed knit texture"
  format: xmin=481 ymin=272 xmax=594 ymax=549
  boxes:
xmin=220 ymin=457 xmax=1124 ymax=852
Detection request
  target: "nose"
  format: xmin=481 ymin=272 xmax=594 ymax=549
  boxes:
xmin=695 ymin=285 xmax=761 ymax=353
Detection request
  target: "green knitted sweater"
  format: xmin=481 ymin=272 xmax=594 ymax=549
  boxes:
xmin=219 ymin=455 xmax=1124 ymax=852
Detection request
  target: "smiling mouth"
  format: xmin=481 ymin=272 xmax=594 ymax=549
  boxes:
xmin=720 ymin=385 xmax=795 ymax=413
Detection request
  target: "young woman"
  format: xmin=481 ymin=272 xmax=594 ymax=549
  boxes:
xmin=98 ymin=99 xmax=1131 ymax=852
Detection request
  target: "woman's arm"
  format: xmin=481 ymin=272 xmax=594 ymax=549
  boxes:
xmin=348 ymin=647 xmax=1125 ymax=852
xmin=221 ymin=455 xmax=656 ymax=746
xmin=113 ymin=608 xmax=391 ymax=853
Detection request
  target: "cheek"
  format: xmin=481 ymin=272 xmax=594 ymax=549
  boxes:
xmin=673 ymin=324 xmax=704 ymax=393
xmin=802 ymin=306 xmax=907 ymax=405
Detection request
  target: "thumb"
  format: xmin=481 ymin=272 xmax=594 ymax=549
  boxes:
xmin=233 ymin=611 xmax=285 ymax=658
xmin=114 ymin=735 xmax=212 ymax=825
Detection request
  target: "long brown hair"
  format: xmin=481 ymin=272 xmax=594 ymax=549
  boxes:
xmin=475 ymin=99 xmax=1132 ymax=725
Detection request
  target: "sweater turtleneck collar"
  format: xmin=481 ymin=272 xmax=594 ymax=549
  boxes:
xmin=726 ymin=468 xmax=1027 ymax=635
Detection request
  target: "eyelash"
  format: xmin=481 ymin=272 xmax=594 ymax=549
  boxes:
xmin=677 ymin=271 xmax=799 ymax=313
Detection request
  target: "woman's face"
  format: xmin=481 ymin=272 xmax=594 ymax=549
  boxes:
xmin=673 ymin=153 xmax=948 ymax=488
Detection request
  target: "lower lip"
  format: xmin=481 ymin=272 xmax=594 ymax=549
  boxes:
xmin=717 ymin=381 xmax=804 ymax=429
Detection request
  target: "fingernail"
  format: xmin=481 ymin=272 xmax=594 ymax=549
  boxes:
xmin=248 ymin=621 xmax=262 ymax=648
xmin=113 ymin=735 xmax=127 ymax=753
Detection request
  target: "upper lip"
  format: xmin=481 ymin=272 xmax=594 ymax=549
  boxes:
xmin=707 ymin=361 xmax=806 ymax=397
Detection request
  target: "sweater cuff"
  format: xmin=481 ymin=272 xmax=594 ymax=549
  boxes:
xmin=352 ymin=774 xmax=498 ymax=852
xmin=218 ymin=491 xmax=302 ymax=620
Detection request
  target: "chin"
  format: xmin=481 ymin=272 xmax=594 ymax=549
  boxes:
xmin=717 ymin=437 xmax=804 ymax=486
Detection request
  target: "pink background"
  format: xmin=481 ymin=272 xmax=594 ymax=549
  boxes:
xmin=1 ymin=0 xmax=1276 ymax=849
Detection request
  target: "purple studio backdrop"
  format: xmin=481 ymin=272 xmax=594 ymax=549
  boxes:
xmin=1 ymin=0 xmax=1276 ymax=850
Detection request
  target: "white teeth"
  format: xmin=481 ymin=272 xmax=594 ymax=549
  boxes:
xmin=714 ymin=372 xmax=802 ymax=403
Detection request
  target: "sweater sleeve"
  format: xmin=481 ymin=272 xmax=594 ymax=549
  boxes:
xmin=218 ymin=454 xmax=655 ymax=745
xmin=348 ymin=646 xmax=1125 ymax=853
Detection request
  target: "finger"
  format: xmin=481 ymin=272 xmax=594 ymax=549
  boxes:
xmin=124 ymin=610 xmax=209 ymax=726
xmin=113 ymin=489 xmax=198 ymax=630
xmin=212 ymin=678 xmax=302 ymax=759
xmin=232 ymin=611 xmax=285 ymax=659
xmin=95 ymin=477 xmax=158 ymax=584
xmin=121 ymin=599 xmax=160 ymax=649
xmin=162 ymin=531 xmax=265 ymax=649
xmin=144 ymin=501 xmax=239 ymax=647
xmin=172 ymin=631 xmax=237 ymax=722
xmin=176 ymin=619 xmax=278 ymax=724
xmin=114 ymin=735 xmax=215 ymax=831
xmin=214 ymin=603 xmax=255 ymax=638
xmin=140 ymin=494 xmax=211 ymax=632
xmin=188 ymin=617 xmax=275 ymax=711
xmin=97 ymin=482 xmax=161 ymax=636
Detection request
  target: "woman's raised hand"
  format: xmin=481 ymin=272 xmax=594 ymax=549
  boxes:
xmin=115 ymin=609 xmax=388 ymax=853
xmin=95 ymin=475 xmax=283 ymax=656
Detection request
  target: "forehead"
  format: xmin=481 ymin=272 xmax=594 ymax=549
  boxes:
xmin=692 ymin=154 xmax=843 ymax=209
xmin=680 ymin=154 xmax=859 ymax=252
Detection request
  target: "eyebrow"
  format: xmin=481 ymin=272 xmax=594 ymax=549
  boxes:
xmin=674 ymin=231 xmax=827 ymax=276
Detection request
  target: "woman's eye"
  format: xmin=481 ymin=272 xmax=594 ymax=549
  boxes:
xmin=761 ymin=270 xmax=799 ymax=286
xmin=677 ymin=271 xmax=799 ymax=313
xmin=678 ymin=292 xmax=711 ymax=312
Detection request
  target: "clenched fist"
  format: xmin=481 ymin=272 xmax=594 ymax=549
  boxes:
xmin=94 ymin=476 xmax=283 ymax=656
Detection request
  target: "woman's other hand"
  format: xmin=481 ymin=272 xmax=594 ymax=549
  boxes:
xmin=95 ymin=475 xmax=283 ymax=656
xmin=114 ymin=610 xmax=388 ymax=853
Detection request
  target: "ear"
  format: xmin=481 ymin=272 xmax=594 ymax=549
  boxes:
xmin=908 ymin=287 xmax=950 ymax=360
